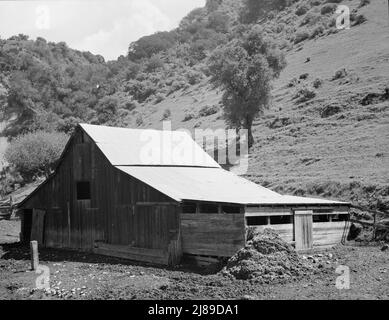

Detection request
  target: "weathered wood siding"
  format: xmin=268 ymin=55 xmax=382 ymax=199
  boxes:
xmin=181 ymin=214 xmax=246 ymax=257
xmin=313 ymin=222 xmax=346 ymax=248
xmin=21 ymin=127 xmax=175 ymax=252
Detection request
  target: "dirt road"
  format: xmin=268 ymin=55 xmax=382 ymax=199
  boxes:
xmin=0 ymin=220 xmax=387 ymax=300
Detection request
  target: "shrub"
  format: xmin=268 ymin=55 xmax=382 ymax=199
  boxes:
xmin=300 ymin=11 xmax=320 ymax=26
xmin=293 ymin=87 xmax=316 ymax=103
xmin=310 ymin=24 xmax=325 ymax=38
xmin=325 ymin=0 xmax=342 ymax=3
xmin=310 ymin=0 xmax=322 ymax=6
xmin=183 ymin=112 xmax=195 ymax=122
xmin=351 ymin=14 xmax=367 ymax=26
xmin=145 ymin=56 xmax=164 ymax=73
xmin=358 ymin=0 xmax=370 ymax=8
xmin=154 ymin=93 xmax=165 ymax=104
xmin=135 ymin=114 xmax=144 ymax=126
xmin=5 ymin=131 xmax=68 ymax=181
xmin=186 ymin=70 xmax=203 ymax=85
xmin=295 ymin=4 xmax=310 ymax=16
xmin=332 ymin=68 xmax=347 ymax=80
xmin=312 ymin=78 xmax=323 ymax=88
xmin=162 ymin=108 xmax=171 ymax=120
xmin=294 ymin=30 xmax=310 ymax=44
xmin=288 ymin=77 xmax=299 ymax=87
xmin=321 ymin=4 xmax=336 ymax=15
xmin=198 ymin=105 xmax=219 ymax=117
xmin=128 ymin=31 xmax=177 ymax=60
xmin=124 ymin=99 xmax=140 ymax=111
xmin=126 ymin=79 xmax=157 ymax=102
xmin=299 ymin=73 xmax=309 ymax=80
xmin=125 ymin=62 xmax=141 ymax=80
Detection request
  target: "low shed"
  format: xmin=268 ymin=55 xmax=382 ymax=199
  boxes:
xmin=18 ymin=124 xmax=350 ymax=266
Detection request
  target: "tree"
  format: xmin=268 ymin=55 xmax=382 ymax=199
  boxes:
xmin=208 ymin=27 xmax=286 ymax=147
xmin=95 ymin=96 xmax=119 ymax=124
xmin=240 ymin=0 xmax=291 ymax=24
xmin=128 ymin=31 xmax=177 ymax=61
xmin=5 ymin=130 xmax=69 ymax=181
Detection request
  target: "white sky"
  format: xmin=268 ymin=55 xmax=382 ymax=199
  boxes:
xmin=0 ymin=0 xmax=206 ymax=61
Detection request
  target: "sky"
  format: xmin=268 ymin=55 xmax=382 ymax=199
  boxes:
xmin=0 ymin=0 xmax=206 ymax=61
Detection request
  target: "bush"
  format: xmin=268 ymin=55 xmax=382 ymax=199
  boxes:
xmin=325 ymin=0 xmax=342 ymax=3
xmin=332 ymin=68 xmax=347 ymax=80
xmin=288 ymin=77 xmax=299 ymax=87
xmin=186 ymin=70 xmax=203 ymax=85
xmin=351 ymin=14 xmax=367 ymax=26
xmin=135 ymin=114 xmax=144 ymax=126
xmin=5 ymin=131 xmax=68 ymax=181
xmin=295 ymin=4 xmax=310 ymax=16
xmin=321 ymin=4 xmax=336 ymax=15
xmin=300 ymin=11 xmax=320 ymax=26
xmin=293 ymin=87 xmax=316 ymax=103
xmin=198 ymin=105 xmax=219 ymax=117
xmin=183 ymin=112 xmax=195 ymax=122
xmin=312 ymin=78 xmax=323 ymax=88
xmin=162 ymin=108 xmax=171 ymax=120
xmin=128 ymin=31 xmax=177 ymax=60
xmin=145 ymin=56 xmax=164 ymax=73
xmin=358 ymin=0 xmax=370 ymax=8
xmin=154 ymin=93 xmax=165 ymax=104
xmin=294 ymin=30 xmax=310 ymax=44
xmin=310 ymin=24 xmax=325 ymax=38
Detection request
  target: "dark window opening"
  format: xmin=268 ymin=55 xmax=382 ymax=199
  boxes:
xmin=313 ymin=215 xmax=330 ymax=223
xmin=247 ymin=216 xmax=268 ymax=226
xmin=331 ymin=214 xmax=349 ymax=222
xmin=222 ymin=206 xmax=241 ymax=214
xmin=270 ymin=215 xmax=293 ymax=225
xmin=199 ymin=204 xmax=219 ymax=214
xmin=182 ymin=202 xmax=197 ymax=214
xmin=77 ymin=181 xmax=91 ymax=200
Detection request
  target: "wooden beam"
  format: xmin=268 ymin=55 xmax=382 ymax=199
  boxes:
xmin=136 ymin=202 xmax=178 ymax=206
xmin=30 ymin=241 xmax=39 ymax=271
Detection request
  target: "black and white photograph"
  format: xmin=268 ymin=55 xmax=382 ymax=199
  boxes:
xmin=0 ymin=0 xmax=388 ymax=307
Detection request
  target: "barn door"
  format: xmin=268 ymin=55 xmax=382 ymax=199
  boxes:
xmin=294 ymin=210 xmax=313 ymax=251
xmin=30 ymin=209 xmax=46 ymax=245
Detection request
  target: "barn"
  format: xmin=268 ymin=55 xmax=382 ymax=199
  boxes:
xmin=18 ymin=124 xmax=350 ymax=266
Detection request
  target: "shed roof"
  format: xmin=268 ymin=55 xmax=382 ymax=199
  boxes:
xmin=116 ymin=166 xmax=348 ymax=206
xmin=80 ymin=123 xmax=220 ymax=168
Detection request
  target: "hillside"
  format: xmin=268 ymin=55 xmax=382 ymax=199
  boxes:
xmin=129 ymin=0 xmax=389 ymax=208
xmin=0 ymin=0 xmax=388 ymax=209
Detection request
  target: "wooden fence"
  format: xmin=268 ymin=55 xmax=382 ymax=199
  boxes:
xmin=0 ymin=197 xmax=13 ymax=220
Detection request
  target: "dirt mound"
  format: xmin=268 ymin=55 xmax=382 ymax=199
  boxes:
xmin=220 ymin=229 xmax=311 ymax=282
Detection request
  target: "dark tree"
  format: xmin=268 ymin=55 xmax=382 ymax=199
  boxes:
xmin=208 ymin=27 xmax=286 ymax=147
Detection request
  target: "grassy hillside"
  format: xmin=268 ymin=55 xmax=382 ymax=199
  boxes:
xmin=129 ymin=0 xmax=389 ymax=208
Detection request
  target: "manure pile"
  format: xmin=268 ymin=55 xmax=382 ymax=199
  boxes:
xmin=220 ymin=229 xmax=312 ymax=282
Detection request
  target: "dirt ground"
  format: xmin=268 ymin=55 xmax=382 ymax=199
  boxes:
xmin=0 ymin=219 xmax=388 ymax=300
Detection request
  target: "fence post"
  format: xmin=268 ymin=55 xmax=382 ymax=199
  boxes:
xmin=30 ymin=241 xmax=39 ymax=271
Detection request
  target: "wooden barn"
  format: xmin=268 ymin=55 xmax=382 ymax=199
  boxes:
xmin=18 ymin=124 xmax=350 ymax=266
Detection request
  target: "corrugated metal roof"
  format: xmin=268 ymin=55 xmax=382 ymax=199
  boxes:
xmin=80 ymin=124 xmax=220 ymax=168
xmin=116 ymin=166 xmax=348 ymax=206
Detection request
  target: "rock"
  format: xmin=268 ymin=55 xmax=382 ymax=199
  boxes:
xmin=381 ymin=244 xmax=389 ymax=252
